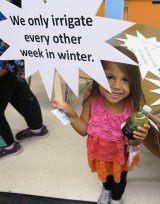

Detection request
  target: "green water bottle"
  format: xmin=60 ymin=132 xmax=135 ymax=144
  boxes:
xmin=122 ymin=105 xmax=152 ymax=140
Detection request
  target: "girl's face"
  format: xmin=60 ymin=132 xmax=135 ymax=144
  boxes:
xmin=99 ymin=63 xmax=130 ymax=106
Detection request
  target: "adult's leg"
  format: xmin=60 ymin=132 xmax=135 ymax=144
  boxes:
xmin=10 ymin=79 xmax=43 ymax=129
xmin=0 ymin=73 xmax=17 ymax=146
xmin=111 ymin=171 xmax=128 ymax=200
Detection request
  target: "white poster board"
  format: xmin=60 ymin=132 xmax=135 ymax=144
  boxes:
xmin=0 ymin=0 xmax=136 ymax=100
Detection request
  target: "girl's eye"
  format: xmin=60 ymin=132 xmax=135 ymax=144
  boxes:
xmin=122 ymin=78 xmax=128 ymax=82
xmin=106 ymin=75 xmax=113 ymax=80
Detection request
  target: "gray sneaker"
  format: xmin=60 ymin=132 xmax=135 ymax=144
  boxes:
xmin=0 ymin=142 xmax=22 ymax=159
xmin=15 ymin=125 xmax=48 ymax=141
xmin=98 ymin=186 xmax=111 ymax=204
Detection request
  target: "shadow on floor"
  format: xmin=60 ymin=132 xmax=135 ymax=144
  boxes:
xmin=0 ymin=192 xmax=96 ymax=204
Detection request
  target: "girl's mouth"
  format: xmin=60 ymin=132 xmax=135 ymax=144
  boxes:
xmin=110 ymin=92 xmax=122 ymax=99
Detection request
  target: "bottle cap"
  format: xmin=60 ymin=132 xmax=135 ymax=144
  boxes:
xmin=143 ymin=105 xmax=152 ymax=113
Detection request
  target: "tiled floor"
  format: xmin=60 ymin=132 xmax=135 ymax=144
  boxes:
xmin=0 ymin=73 xmax=160 ymax=204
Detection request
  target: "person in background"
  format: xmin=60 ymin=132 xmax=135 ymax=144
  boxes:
xmin=53 ymin=46 xmax=150 ymax=204
xmin=0 ymin=0 xmax=48 ymax=159
xmin=0 ymin=60 xmax=48 ymax=159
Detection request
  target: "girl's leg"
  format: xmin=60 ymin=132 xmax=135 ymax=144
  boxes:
xmin=97 ymin=175 xmax=112 ymax=204
xmin=111 ymin=171 xmax=128 ymax=200
xmin=103 ymin=175 xmax=113 ymax=190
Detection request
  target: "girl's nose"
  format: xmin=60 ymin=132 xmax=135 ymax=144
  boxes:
xmin=112 ymin=80 xmax=121 ymax=89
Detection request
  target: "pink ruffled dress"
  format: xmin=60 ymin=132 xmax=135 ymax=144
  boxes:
xmin=87 ymin=95 xmax=140 ymax=183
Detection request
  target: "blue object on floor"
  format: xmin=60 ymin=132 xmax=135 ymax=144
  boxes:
xmin=0 ymin=135 xmax=7 ymax=147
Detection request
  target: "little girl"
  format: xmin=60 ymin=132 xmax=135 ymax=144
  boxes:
xmin=53 ymin=46 xmax=150 ymax=204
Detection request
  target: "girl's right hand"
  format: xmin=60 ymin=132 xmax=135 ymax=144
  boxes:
xmin=52 ymin=98 xmax=76 ymax=118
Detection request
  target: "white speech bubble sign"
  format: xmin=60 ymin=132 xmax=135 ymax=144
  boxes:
xmin=0 ymin=0 xmax=136 ymax=100
xmin=117 ymin=31 xmax=160 ymax=79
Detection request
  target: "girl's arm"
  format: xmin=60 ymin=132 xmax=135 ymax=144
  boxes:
xmin=52 ymin=91 xmax=91 ymax=136
xmin=129 ymin=124 xmax=150 ymax=146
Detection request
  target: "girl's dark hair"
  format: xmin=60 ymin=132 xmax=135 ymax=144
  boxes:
xmin=84 ymin=46 xmax=145 ymax=111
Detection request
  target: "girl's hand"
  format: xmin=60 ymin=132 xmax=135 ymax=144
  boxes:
xmin=133 ymin=124 xmax=150 ymax=141
xmin=52 ymin=98 xmax=76 ymax=118
xmin=53 ymin=97 xmax=88 ymax=136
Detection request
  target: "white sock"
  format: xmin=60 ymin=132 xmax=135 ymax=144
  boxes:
xmin=104 ymin=190 xmax=111 ymax=193
xmin=30 ymin=128 xmax=42 ymax=133
xmin=110 ymin=198 xmax=121 ymax=204
xmin=102 ymin=186 xmax=111 ymax=195
xmin=4 ymin=143 xmax=14 ymax=150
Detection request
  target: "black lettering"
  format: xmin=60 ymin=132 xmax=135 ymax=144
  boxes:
xmin=9 ymin=16 xmax=25 ymax=25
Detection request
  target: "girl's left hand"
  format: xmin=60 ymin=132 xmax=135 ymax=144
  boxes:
xmin=133 ymin=124 xmax=150 ymax=141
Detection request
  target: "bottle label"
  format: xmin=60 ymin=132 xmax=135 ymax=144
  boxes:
xmin=122 ymin=119 xmax=138 ymax=139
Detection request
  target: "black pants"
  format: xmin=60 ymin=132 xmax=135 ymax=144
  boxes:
xmin=103 ymin=171 xmax=128 ymax=200
xmin=0 ymin=72 xmax=43 ymax=146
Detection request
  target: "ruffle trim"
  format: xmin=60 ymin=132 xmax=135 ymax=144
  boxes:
xmin=88 ymin=155 xmax=140 ymax=183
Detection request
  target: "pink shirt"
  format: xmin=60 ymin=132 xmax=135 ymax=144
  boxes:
xmin=87 ymin=95 xmax=133 ymax=141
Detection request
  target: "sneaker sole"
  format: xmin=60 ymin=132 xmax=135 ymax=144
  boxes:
xmin=0 ymin=147 xmax=23 ymax=160
xmin=15 ymin=132 xmax=49 ymax=141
